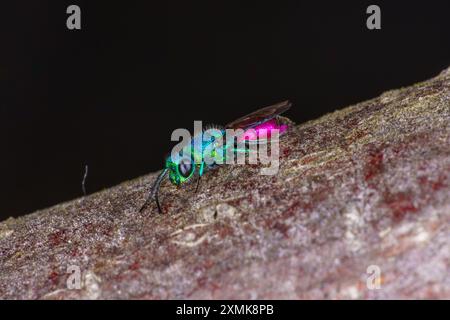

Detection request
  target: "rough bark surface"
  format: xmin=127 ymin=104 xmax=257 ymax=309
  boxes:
xmin=1 ymin=68 xmax=450 ymax=299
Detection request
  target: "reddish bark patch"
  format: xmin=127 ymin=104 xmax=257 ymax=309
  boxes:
xmin=384 ymin=192 xmax=418 ymax=222
xmin=48 ymin=229 xmax=67 ymax=247
xmin=282 ymin=147 xmax=291 ymax=158
xmin=48 ymin=271 xmax=59 ymax=286
xmin=272 ymin=221 xmax=290 ymax=238
xmin=129 ymin=260 xmax=140 ymax=271
xmin=364 ymin=147 xmax=384 ymax=182
xmin=419 ymin=175 xmax=447 ymax=192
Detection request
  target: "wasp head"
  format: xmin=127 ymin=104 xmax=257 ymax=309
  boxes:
xmin=165 ymin=153 xmax=195 ymax=186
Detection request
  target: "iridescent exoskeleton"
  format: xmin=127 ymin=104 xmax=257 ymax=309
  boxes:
xmin=139 ymin=100 xmax=292 ymax=213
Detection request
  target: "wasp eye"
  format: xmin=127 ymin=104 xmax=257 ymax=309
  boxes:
xmin=178 ymin=158 xmax=193 ymax=178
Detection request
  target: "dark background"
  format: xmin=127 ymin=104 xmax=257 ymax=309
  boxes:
xmin=1 ymin=1 xmax=449 ymax=219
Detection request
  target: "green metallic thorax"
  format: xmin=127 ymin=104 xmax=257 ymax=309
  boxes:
xmin=165 ymin=129 xmax=227 ymax=186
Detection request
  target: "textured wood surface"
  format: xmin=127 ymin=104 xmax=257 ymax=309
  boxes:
xmin=1 ymin=67 xmax=449 ymax=299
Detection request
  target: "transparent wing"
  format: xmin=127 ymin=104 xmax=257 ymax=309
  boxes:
xmin=225 ymin=100 xmax=291 ymax=131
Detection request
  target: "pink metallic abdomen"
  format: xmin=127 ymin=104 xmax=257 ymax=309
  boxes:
xmin=239 ymin=119 xmax=288 ymax=142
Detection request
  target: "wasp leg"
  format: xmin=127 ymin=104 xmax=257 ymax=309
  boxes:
xmin=195 ymin=162 xmax=205 ymax=193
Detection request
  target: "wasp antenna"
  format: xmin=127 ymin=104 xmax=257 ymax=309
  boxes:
xmin=195 ymin=175 xmax=201 ymax=193
xmin=139 ymin=168 xmax=168 ymax=214
xmin=154 ymin=186 xmax=163 ymax=214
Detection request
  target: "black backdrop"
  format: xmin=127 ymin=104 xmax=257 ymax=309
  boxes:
xmin=1 ymin=1 xmax=449 ymax=219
